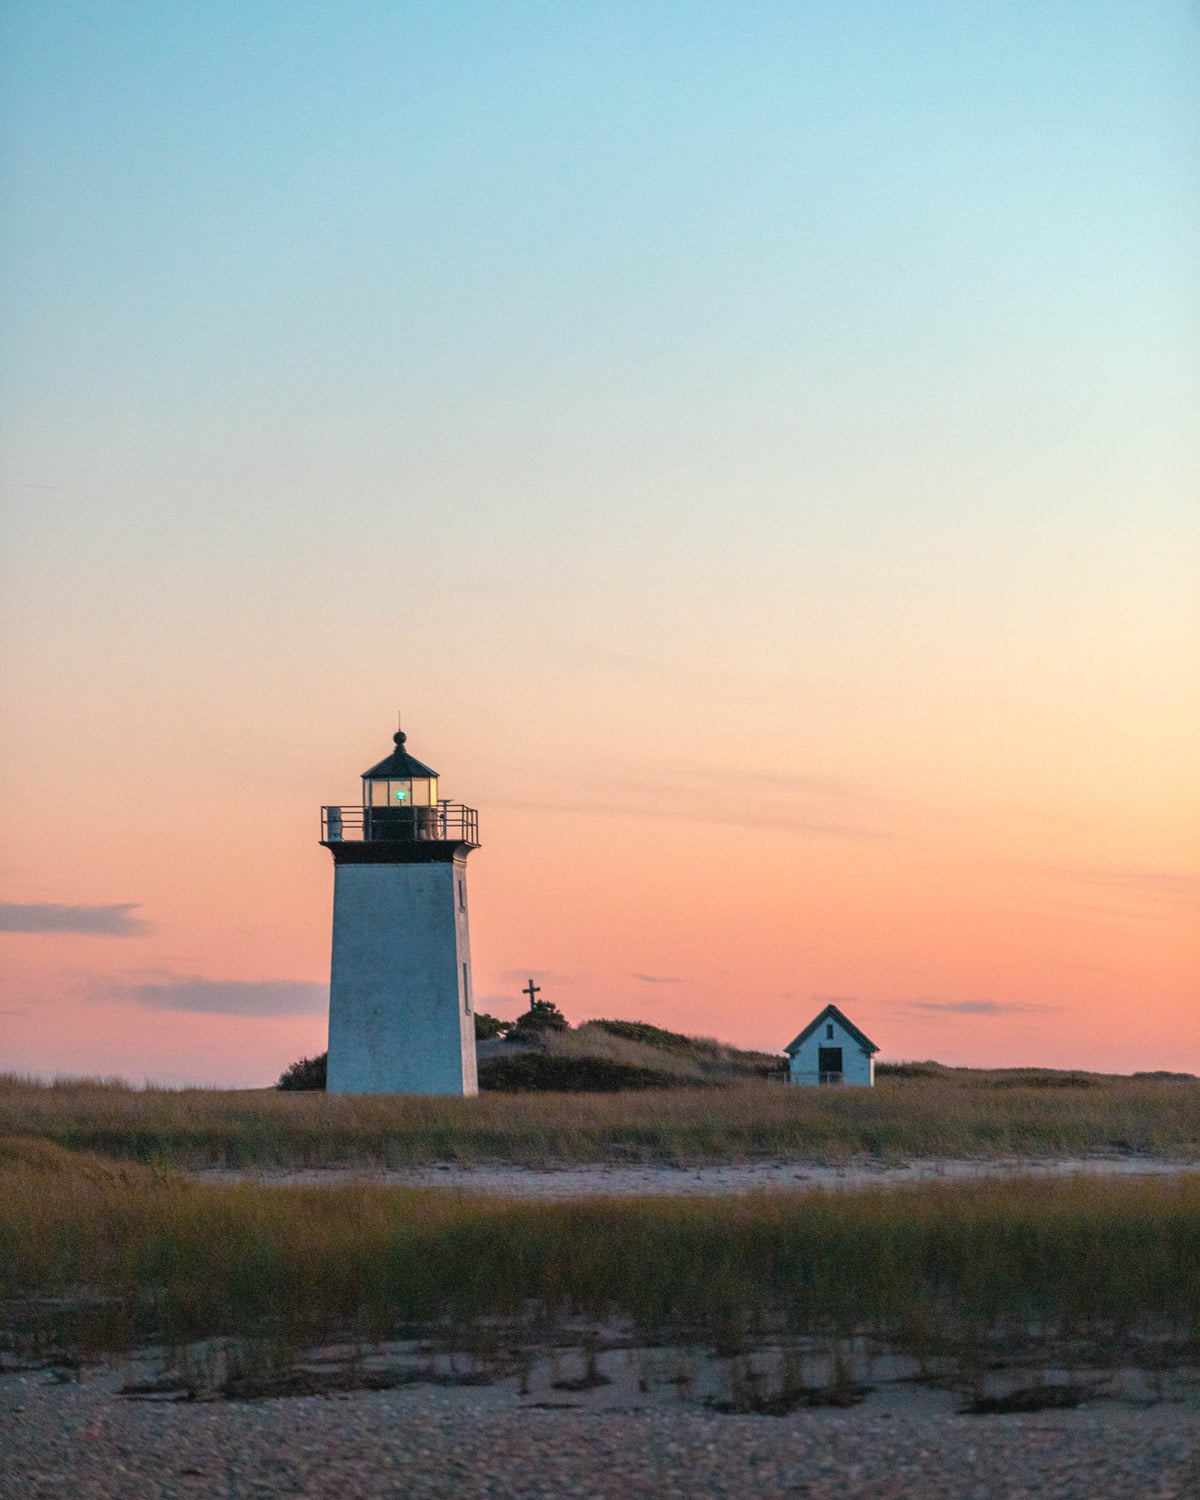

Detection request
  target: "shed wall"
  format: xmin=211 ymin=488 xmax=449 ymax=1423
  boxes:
xmin=788 ymin=1016 xmax=874 ymax=1087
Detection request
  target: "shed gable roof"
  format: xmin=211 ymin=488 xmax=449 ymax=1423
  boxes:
xmin=784 ymin=1003 xmax=879 ymax=1057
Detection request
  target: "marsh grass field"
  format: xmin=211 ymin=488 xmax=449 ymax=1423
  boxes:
xmin=3 ymin=1134 xmax=1200 ymax=1393
xmin=2 ymin=1065 xmax=1199 ymax=1169
xmin=3 ymin=1068 xmax=1200 ymax=1406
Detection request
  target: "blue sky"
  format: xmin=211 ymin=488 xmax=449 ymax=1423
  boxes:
xmin=1 ymin=2 xmax=1197 ymax=1081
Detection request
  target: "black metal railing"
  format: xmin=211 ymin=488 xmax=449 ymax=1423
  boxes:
xmin=321 ymin=802 xmax=479 ymax=846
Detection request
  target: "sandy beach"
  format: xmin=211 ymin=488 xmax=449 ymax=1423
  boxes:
xmin=3 ymin=1361 xmax=1196 ymax=1500
xmin=191 ymin=1154 xmax=1200 ymax=1198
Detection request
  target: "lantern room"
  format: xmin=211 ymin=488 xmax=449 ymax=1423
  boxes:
xmin=320 ymin=725 xmax=479 ymax=848
xmin=362 ymin=732 xmax=439 ymax=808
xmin=360 ymin=730 xmax=439 ymax=838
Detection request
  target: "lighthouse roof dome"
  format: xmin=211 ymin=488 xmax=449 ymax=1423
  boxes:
xmin=362 ymin=732 xmax=438 ymax=780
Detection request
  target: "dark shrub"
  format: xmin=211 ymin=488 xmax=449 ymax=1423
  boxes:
xmin=473 ymin=1012 xmax=510 ymax=1041
xmin=510 ymin=998 xmax=568 ymax=1034
xmin=478 ymin=1053 xmax=690 ymax=1093
xmin=276 ymin=1053 xmax=327 ymax=1091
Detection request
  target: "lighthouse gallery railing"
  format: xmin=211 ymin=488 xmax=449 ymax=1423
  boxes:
xmin=321 ymin=803 xmax=479 ymax=846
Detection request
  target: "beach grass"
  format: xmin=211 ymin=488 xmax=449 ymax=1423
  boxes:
xmin=0 ymin=1068 xmax=1198 ymax=1169
xmin=2 ymin=1135 xmax=1198 ymax=1374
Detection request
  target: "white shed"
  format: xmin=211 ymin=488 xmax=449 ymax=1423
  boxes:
xmin=784 ymin=1004 xmax=878 ymax=1086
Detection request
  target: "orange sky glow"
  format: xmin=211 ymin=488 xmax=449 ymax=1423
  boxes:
xmin=2 ymin=5 xmax=1197 ymax=1084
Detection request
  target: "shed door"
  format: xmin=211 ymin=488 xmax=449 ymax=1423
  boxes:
xmin=818 ymin=1047 xmax=843 ymax=1082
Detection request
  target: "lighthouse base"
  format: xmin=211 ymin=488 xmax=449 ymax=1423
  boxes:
xmin=326 ymin=859 xmax=477 ymax=1096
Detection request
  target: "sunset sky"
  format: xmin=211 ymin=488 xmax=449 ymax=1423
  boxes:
xmin=2 ymin=2 xmax=1197 ymax=1085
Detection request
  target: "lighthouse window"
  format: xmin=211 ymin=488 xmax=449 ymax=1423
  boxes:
xmin=458 ymin=879 xmax=465 ymax=911
xmin=462 ymin=962 xmax=470 ymax=1013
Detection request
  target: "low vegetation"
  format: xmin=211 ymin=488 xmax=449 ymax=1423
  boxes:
xmin=509 ymin=997 xmax=569 ymax=1033
xmin=273 ymin=1015 xmax=777 ymax=1095
xmin=276 ymin=1053 xmax=327 ymax=1091
xmin=1 ymin=1066 xmax=1199 ymax=1169
xmin=472 ymin=1012 xmax=509 ymax=1041
xmin=479 ymin=1020 xmax=781 ymax=1092
xmin=2 ymin=1135 xmax=1198 ymax=1383
xmin=478 ymin=1052 xmax=693 ymax=1093
xmin=588 ymin=1019 xmax=729 ymax=1053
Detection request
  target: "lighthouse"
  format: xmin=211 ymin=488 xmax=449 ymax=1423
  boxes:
xmin=320 ymin=728 xmax=480 ymax=1095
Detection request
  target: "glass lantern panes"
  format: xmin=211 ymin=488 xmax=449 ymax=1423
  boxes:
xmin=365 ymin=776 xmax=438 ymax=807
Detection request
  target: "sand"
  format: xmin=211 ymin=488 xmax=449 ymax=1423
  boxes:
xmin=191 ymin=1155 xmax=1200 ymax=1197
xmin=3 ymin=1362 xmax=1196 ymax=1499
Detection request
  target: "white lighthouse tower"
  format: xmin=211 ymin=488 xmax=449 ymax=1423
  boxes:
xmin=320 ymin=727 xmax=480 ymax=1095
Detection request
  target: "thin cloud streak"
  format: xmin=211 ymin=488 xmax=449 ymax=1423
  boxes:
xmin=1058 ymin=866 xmax=1200 ymax=906
xmin=0 ymin=902 xmax=148 ymax=935
xmin=499 ymin=970 xmax=575 ymax=987
xmin=655 ymin=759 xmax=884 ymax=803
xmin=1008 ymin=861 xmax=1200 ymax=908
xmin=491 ymin=797 xmax=900 ymax=843
xmin=583 ymin=764 xmax=874 ymax=803
xmin=116 ymin=978 xmax=328 ymax=1017
xmin=631 ymin=973 xmax=684 ymax=984
xmin=904 ymin=1000 xmax=1056 ymax=1016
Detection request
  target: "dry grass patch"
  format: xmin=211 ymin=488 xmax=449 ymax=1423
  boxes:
xmin=2 ymin=1140 xmax=1200 ymax=1379
xmin=2 ymin=1069 xmax=1200 ymax=1170
xmin=476 ymin=1020 xmax=782 ymax=1090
